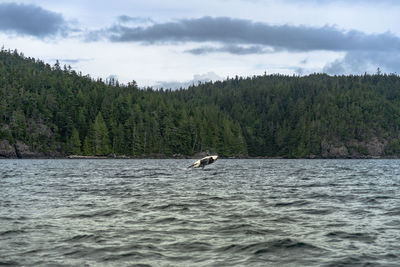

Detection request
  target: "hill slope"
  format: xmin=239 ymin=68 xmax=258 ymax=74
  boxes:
xmin=175 ymin=73 xmax=400 ymax=157
xmin=1 ymin=49 xmax=400 ymax=158
xmin=0 ymin=49 xmax=246 ymax=158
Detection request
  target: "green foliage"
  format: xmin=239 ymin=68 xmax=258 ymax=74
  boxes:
xmin=2 ymin=49 xmax=400 ymax=157
xmin=67 ymin=128 xmax=81 ymax=154
xmin=92 ymin=112 xmax=111 ymax=155
xmin=385 ymin=141 xmax=400 ymax=155
xmin=10 ymin=110 xmax=27 ymax=140
xmin=176 ymin=73 xmax=400 ymax=157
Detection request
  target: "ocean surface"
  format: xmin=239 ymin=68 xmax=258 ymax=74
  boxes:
xmin=1 ymin=159 xmax=400 ymax=266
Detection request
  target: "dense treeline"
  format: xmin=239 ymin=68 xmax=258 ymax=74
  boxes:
xmin=0 ymin=49 xmax=246 ymax=157
xmin=1 ymin=48 xmax=400 ymax=158
xmin=175 ymin=73 xmax=400 ymax=157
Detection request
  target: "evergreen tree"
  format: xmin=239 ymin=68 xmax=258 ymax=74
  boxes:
xmin=92 ymin=112 xmax=111 ymax=155
xmin=10 ymin=110 xmax=27 ymax=141
xmin=68 ymin=128 xmax=81 ymax=154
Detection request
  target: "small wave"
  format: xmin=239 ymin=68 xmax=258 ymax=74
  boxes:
xmin=206 ymin=196 xmax=224 ymax=201
xmin=299 ymin=208 xmax=334 ymax=215
xmin=167 ymin=241 xmax=212 ymax=252
xmin=218 ymin=238 xmax=321 ymax=255
xmin=351 ymin=208 xmax=372 ymax=216
xmin=274 ymin=200 xmax=310 ymax=207
xmin=364 ymin=197 xmax=381 ymax=204
xmin=243 ymin=229 xmax=276 ymax=235
xmin=1 ymin=173 xmax=12 ymax=179
xmin=0 ymin=260 xmax=20 ymax=266
xmin=384 ymin=253 xmax=398 ymax=259
xmin=0 ymin=230 xmax=26 ymax=236
xmin=326 ymin=231 xmax=376 ymax=243
xmin=323 ymin=255 xmax=379 ymax=267
xmin=62 ymin=246 xmax=92 ymax=258
xmin=254 ymin=239 xmax=321 ymax=255
xmin=307 ymin=192 xmax=331 ymax=199
xmin=63 ymin=234 xmax=99 ymax=243
xmin=288 ymin=168 xmax=307 ymax=176
xmin=216 ymin=223 xmax=255 ymax=234
xmin=383 ymin=207 xmax=400 ymax=216
xmin=101 ymin=251 xmax=146 ymax=261
xmin=65 ymin=209 xmax=121 ymax=219
xmin=139 ymin=172 xmax=173 ymax=178
xmin=383 ymin=219 xmax=400 ymax=227
xmin=270 ymin=216 xmax=298 ymax=223
xmin=153 ymin=203 xmax=190 ymax=211
xmin=154 ymin=217 xmax=179 ymax=224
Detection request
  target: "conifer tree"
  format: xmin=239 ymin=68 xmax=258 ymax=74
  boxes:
xmin=83 ymin=135 xmax=93 ymax=155
xmin=93 ymin=112 xmax=111 ymax=155
xmin=68 ymin=128 xmax=81 ymax=154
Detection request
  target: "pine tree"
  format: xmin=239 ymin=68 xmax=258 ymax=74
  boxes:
xmin=83 ymin=127 xmax=94 ymax=155
xmin=10 ymin=110 xmax=27 ymax=141
xmin=68 ymin=128 xmax=81 ymax=154
xmin=93 ymin=112 xmax=111 ymax=155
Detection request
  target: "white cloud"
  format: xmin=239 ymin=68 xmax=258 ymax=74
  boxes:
xmin=2 ymin=0 xmax=400 ymax=86
xmin=154 ymin=71 xmax=224 ymax=90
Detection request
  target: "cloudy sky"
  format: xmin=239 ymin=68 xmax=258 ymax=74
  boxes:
xmin=1 ymin=0 xmax=400 ymax=88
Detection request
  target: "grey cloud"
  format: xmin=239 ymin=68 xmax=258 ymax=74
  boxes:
xmin=193 ymin=71 xmax=223 ymax=81
xmin=300 ymin=58 xmax=308 ymax=64
xmin=154 ymin=72 xmax=223 ymax=90
xmin=117 ymin=16 xmax=154 ymax=25
xmin=323 ymin=51 xmax=400 ymax=75
xmin=118 ymin=15 xmax=136 ymax=23
xmin=186 ymin=45 xmax=273 ymax=55
xmin=60 ymin=59 xmax=80 ymax=64
xmin=0 ymin=3 xmax=68 ymax=37
xmin=60 ymin=58 xmax=93 ymax=64
xmin=98 ymin=15 xmax=400 ymax=74
xmin=84 ymin=30 xmax=103 ymax=42
xmin=104 ymin=16 xmax=400 ymax=53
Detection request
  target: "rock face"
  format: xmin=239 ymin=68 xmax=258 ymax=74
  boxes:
xmin=0 ymin=139 xmax=63 ymax=158
xmin=321 ymin=139 xmax=348 ymax=158
xmin=0 ymin=139 xmax=17 ymax=158
xmin=0 ymin=139 xmax=40 ymax=158
xmin=15 ymin=141 xmax=41 ymax=158
xmin=321 ymin=136 xmax=387 ymax=158
xmin=363 ymin=136 xmax=387 ymax=156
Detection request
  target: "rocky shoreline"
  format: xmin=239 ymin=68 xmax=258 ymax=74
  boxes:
xmin=0 ymin=139 xmax=62 ymax=159
xmin=1 ymin=138 xmax=398 ymax=160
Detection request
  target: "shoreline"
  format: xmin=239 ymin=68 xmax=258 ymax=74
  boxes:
xmin=1 ymin=154 xmax=399 ymax=160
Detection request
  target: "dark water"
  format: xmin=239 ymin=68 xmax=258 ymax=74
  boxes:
xmin=1 ymin=159 xmax=400 ymax=266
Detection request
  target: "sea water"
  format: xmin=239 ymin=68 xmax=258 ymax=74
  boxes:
xmin=1 ymin=159 xmax=399 ymax=266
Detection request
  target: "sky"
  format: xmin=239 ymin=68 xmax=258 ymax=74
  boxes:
xmin=1 ymin=0 xmax=400 ymax=88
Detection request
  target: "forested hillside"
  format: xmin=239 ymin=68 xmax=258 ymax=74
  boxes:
xmin=0 ymin=49 xmax=247 ymax=158
xmin=1 ymin=48 xmax=400 ymax=158
xmin=177 ymin=73 xmax=400 ymax=157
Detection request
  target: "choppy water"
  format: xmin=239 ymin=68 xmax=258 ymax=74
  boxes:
xmin=1 ymin=159 xmax=400 ymax=266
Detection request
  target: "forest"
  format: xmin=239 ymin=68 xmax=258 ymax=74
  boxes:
xmin=1 ymin=48 xmax=400 ymax=158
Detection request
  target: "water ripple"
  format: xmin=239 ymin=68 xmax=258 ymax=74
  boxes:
xmin=1 ymin=159 xmax=399 ymax=266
